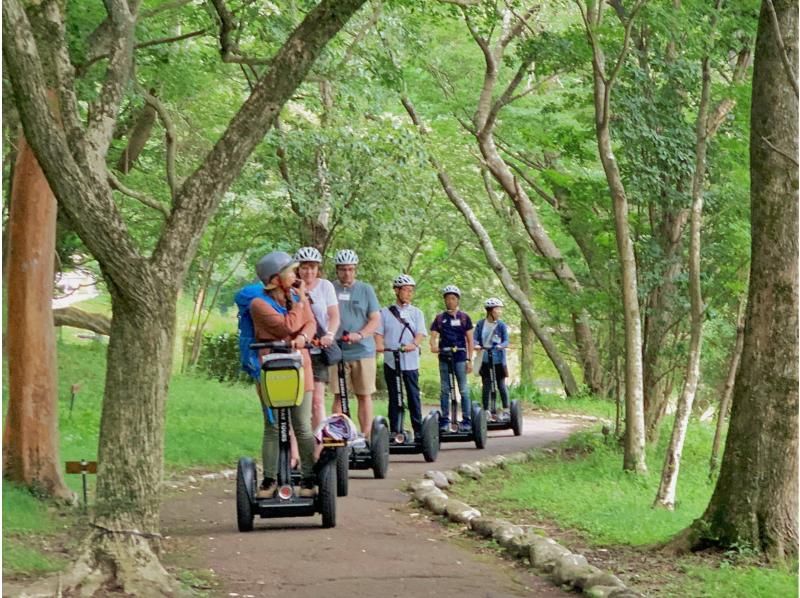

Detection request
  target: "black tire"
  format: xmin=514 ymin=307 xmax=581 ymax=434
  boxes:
xmin=318 ymin=460 xmax=336 ymax=528
xmin=510 ymin=400 xmax=523 ymax=436
xmin=473 ymin=408 xmax=488 ymax=449
xmin=336 ymin=445 xmax=350 ymax=497
xmin=236 ymin=457 xmax=256 ymax=532
xmin=421 ymin=412 xmax=440 ymax=463
xmin=370 ymin=418 xmax=390 ymax=479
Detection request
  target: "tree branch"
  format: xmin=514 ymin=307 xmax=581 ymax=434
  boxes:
xmin=153 ymin=0 xmax=368 ymax=274
xmin=764 ymin=0 xmax=799 ymax=97
xmin=79 ymin=29 xmax=207 ymax=75
xmin=107 ymin=171 xmax=170 ymax=217
xmin=84 ymin=0 xmax=139 ymax=164
xmin=53 ymin=307 xmax=111 ymax=336
xmin=209 ymin=0 xmax=275 ymax=66
xmin=135 ymin=83 xmax=178 ymax=200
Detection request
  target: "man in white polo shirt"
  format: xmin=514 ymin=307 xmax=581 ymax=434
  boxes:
xmin=375 ymin=274 xmax=427 ymax=443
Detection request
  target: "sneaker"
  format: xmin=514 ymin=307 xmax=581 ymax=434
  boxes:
xmin=297 ymin=478 xmax=317 ymax=498
xmin=439 ymin=419 xmax=450 ymax=434
xmin=459 ymin=421 xmax=472 ymax=433
xmin=256 ymin=477 xmax=277 ymax=498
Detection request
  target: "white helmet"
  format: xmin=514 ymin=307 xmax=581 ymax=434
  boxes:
xmin=334 ymin=249 xmax=359 ymax=265
xmin=294 ymin=246 xmax=322 ymax=263
xmin=442 ymin=285 xmax=461 ymax=297
xmin=393 ymin=274 xmax=416 ymax=288
xmin=485 ymin=297 xmax=504 ymax=308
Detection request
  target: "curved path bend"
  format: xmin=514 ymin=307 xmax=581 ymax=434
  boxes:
xmin=160 ymin=416 xmax=580 ymax=598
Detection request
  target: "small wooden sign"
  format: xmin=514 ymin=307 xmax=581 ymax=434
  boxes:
xmin=65 ymin=460 xmax=98 ymax=474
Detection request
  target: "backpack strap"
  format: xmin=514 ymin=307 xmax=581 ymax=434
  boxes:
xmin=388 ymin=305 xmax=415 ymax=345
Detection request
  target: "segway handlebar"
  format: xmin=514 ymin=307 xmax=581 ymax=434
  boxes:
xmin=439 ymin=346 xmax=466 ymax=354
xmin=249 ymin=340 xmax=317 ymax=350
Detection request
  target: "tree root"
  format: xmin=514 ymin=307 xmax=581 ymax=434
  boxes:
xmin=16 ymin=529 xmax=187 ymax=597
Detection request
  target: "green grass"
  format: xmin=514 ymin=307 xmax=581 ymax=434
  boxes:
xmin=453 ymin=426 xmax=798 ymax=597
xmin=672 ymin=562 xmax=798 ymax=598
xmin=2 ymin=484 xmax=73 ymax=575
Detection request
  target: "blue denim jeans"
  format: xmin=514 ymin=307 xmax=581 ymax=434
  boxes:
xmin=439 ymin=359 xmax=471 ymax=425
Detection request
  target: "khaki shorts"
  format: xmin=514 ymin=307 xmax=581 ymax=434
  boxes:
xmin=328 ymin=357 xmax=377 ymax=396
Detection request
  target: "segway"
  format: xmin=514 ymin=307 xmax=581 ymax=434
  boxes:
xmin=236 ymin=341 xmax=341 ymax=532
xmin=483 ymin=347 xmax=523 ymax=436
xmin=334 ymin=333 xmax=390 ymax=497
xmin=437 ymin=347 xmax=488 ymax=449
xmin=383 ymin=348 xmax=440 ymax=462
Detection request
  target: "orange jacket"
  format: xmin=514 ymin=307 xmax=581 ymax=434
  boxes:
xmin=250 ymin=293 xmax=316 ymax=393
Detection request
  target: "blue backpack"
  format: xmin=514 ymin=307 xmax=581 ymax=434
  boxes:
xmin=235 ymin=283 xmax=266 ymax=381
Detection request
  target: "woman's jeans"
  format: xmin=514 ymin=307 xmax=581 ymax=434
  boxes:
xmin=438 ymin=359 xmax=471 ymax=425
xmin=480 ymin=362 xmax=509 ymax=411
xmin=262 ymin=390 xmax=314 ymax=480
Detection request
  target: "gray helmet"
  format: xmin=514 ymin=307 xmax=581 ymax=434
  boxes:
xmin=256 ymin=251 xmax=296 ymax=285
xmin=442 ymin=284 xmax=461 ymax=297
xmin=334 ymin=249 xmax=359 ymax=265
xmin=294 ymin=246 xmax=322 ymax=263
xmin=484 ymin=297 xmax=504 ymax=308
xmin=393 ymin=274 xmax=416 ymax=288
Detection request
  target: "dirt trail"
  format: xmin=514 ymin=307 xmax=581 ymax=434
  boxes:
xmin=160 ymin=416 xmax=580 ymax=597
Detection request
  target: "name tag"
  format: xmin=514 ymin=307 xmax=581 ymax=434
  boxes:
xmin=450 ymin=318 xmax=461 ymax=327
xmin=338 ymin=292 xmax=351 ymax=302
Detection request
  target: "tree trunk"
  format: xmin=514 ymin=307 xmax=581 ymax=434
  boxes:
xmin=53 ymin=306 xmax=111 ymax=335
xmin=403 ymin=97 xmax=579 ymax=396
xmin=3 ymin=132 xmax=73 ymax=501
xmin=654 ymin=54 xmax=712 ymax=510
xmin=476 ymin=116 xmax=604 ymax=394
xmin=581 ymin=2 xmax=648 ymax=471
xmin=596 ymin=116 xmax=647 ymax=473
xmin=709 ymin=292 xmax=746 ymax=477
xmin=57 ymin=292 xmax=182 ymax=595
xmin=513 ymin=241 xmax=535 ymax=385
xmin=673 ymin=0 xmax=798 ymax=560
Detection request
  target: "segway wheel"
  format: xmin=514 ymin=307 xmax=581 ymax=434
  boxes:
xmin=370 ymin=418 xmax=390 ymax=479
xmin=421 ymin=411 xmax=440 ymax=463
xmin=473 ymin=408 xmax=488 ymax=449
xmin=318 ymin=460 xmax=336 ymax=529
xmin=236 ymin=457 xmax=256 ymax=532
xmin=336 ymin=445 xmax=350 ymax=497
xmin=510 ymin=400 xmax=523 ymax=436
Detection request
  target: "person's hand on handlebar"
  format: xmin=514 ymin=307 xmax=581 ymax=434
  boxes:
xmin=402 ymin=342 xmax=417 ymax=353
xmin=291 ymin=334 xmax=309 ymax=350
xmin=319 ymin=331 xmax=335 ymax=348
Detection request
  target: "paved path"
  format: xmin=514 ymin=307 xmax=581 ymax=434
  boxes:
xmin=161 ymin=416 xmax=580 ymax=598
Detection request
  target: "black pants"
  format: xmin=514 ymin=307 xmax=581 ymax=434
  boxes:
xmin=384 ymin=364 xmax=422 ymax=435
xmin=480 ymin=362 xmax=509 ymax=411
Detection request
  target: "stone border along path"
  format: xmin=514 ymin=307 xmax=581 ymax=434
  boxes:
xmin=407 ymin=451 xmax=643 ymax=598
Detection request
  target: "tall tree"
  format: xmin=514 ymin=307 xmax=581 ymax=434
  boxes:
xmin=671 ymin=0 xmax=798 ymax=560
xmin=576 ymin=0 xmax=648 ymax=472
xmin=2 ymin=0 xmax=367 ymax=593
xmin=3 ymin=132 xmax=73 ymax=501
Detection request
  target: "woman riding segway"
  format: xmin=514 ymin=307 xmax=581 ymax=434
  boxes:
xmin=236 ymin=251 xmax=340 ymax=530
xmin=474 ymin=298 xmax=522 ymax=436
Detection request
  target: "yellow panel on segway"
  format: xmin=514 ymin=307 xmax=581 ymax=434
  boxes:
xmin=259 ymin=352 xmax=304 ymax=408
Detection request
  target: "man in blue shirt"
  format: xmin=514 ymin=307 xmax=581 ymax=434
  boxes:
xmin=430 ymin=285 xmax=474 ymax=433
xmin=376 ymin=274 xmax=427 ymax=443
xmin=328 ymin=249 xmax=381 ymax=439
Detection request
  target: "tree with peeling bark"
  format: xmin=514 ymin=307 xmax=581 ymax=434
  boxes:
xmin=654 ymin=2 xmax=720 ymax=509
xmin=669 ymin=0 xmax=798 ymax=561
xmin=402 ymin=96 xmax=580 ymax=396
xmin=2 ymin=0 xmax=367 ymax=593
xmin=576 ymin=0 xmax=648 ymax=473
xmin=454 ymin=3 xmax=605 ymax=394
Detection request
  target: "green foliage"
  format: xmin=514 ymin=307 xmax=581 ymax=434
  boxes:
xmin=197 ymin=331 xmax=247 ymax=385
